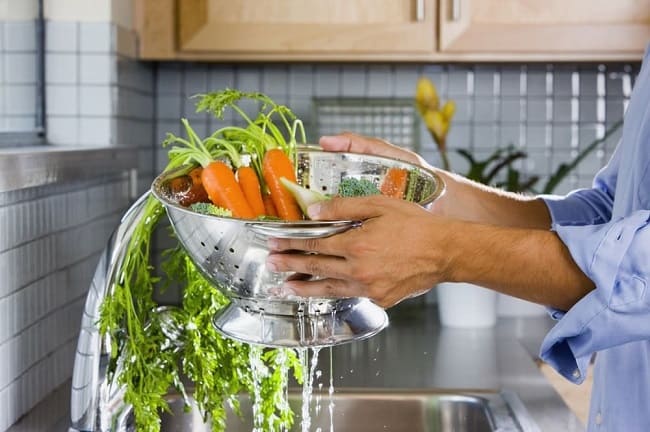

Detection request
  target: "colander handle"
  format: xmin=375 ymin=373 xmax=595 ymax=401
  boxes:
xmin=247 ymin=221 xmax=360 ymax=239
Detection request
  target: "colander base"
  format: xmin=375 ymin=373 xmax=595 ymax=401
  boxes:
xmin=213 ymin=298 xmax=388 ymax=348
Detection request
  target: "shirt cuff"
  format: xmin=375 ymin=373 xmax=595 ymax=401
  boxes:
xmin=539 ymin=211 xmax=650 ymax=383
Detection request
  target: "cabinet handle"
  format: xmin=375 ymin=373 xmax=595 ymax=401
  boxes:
xmin=416 ymin=0 xmax=425 ymax=22
xmin=451 ymin=0 xmax=461 ymax=21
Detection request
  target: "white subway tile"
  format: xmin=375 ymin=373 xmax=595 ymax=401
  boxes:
xmin=46 ymin=20 xmax=78 ymax=52
xmin=5 ymin=53 xmax=37 ymax=84
xmin=79 ymin=85 xmax=113 ymax=116
xmin=46 ymin=85 xmax=79 ymax=116
xmin=4 ymin=21 xmax=36 ymax=52
xmin=45 ymin=53 xmax=78 ymax=84
xmin=79 ymin=21 xmax=112 ymax=53
xmin=80 ymin=53 xmax=115 ymax=85
xmin=78 ymin=116 xmax=113 ymax=146
xmin=4 ymin=85 xmax=37 ymax=115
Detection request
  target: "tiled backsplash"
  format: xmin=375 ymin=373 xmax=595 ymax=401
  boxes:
xmin=155 ymin=62 xmax=637 ymax=194
xmin=0 ymin=175 xmax=130 ymax=431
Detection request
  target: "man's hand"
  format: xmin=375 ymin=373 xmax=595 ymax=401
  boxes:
xmin=320 ymin=132 xmax=430 ymax=169
xmin=266 ymin=195 xmax=451 ymax=308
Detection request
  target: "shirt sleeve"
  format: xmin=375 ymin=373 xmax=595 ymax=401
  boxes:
xmin=539 ymin=210 xmax=650 ymax=383
xmin=539 ymin=139 xmax=621 ymax=227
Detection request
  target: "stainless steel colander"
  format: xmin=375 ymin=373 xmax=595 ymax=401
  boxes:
xmin=151 ymin=147 xmax=444 ymax=347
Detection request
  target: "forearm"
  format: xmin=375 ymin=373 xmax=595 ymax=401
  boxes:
xmin=434 ymin=170 xmax=552 ymax=230
xmin=444 ymin=220 xmax=595 ymax=311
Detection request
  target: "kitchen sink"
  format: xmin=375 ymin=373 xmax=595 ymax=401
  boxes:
xmin=159 ymin=389 xmax=537 ymax=432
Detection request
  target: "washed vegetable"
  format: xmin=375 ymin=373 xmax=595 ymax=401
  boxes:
xmin=163 ymin=90 xmax=306 ymax=220
xmin=279 ymin=177 xmax=330 ymax=217
xmin=263 ymin=148 xmax=303 ymax=220
xmin=380 ymin=167 xmax=409 ymax=198
xmin=99 ymin=89 xmax=306 ymax=432
xmin=337 ymin=177 xmax=381 ymax=197
xmin=201 ymin=160 xmax=255 ymax=218
xmin=190 ymin=202 xmax=232 ymax=217
xmin=263 ymin=192 xmax=278 ymax=217
xmin=167 ymin=166 xmax=209 ymax=206
xmin=237 ymin=166 xmax=266 ymax=217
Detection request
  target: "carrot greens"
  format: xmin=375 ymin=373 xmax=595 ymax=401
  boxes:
xmin=98 ymin=89 xmax=305 ymax=432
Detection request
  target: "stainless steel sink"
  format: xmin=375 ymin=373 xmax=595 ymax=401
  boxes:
xmin=159 ymin=389 xmax=538 ymax=432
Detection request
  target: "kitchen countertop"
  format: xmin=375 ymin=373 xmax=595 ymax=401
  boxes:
xmin=9 ymin=302 xmax=583 ymax=431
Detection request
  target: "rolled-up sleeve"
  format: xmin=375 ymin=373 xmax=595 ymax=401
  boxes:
xmin=539 ymin=210 xmax=650 ymax=383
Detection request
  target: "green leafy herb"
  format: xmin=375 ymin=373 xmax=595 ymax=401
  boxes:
xmin=99 ymin=89 xmax=305 ymax=432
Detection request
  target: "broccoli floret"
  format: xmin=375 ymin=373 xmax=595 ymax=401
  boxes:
xmin=337 ymin=178 xmax=381 ymax=197
xmin=189 ymin=202 xmax=232 ymax=217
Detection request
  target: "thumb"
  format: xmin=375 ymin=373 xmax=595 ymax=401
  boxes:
xmin=308 ymin=196 xmax=394 ymax=221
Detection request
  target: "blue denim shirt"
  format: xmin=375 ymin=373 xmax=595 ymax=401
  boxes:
xmin=540 ymin=47 xmax=650 ymax=431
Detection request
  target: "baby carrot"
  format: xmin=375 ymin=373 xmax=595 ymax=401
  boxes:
xmin=263 ymin=192 xmax=278 ymax=217
xmin=262 ymin=148 xmax=302 ymax=220
xmin=380 ymin=167 xmax=409 ymax=198
xmin=201 ymin=161 xmax=255 ymax=219
xmin=237 ymin=166 xmax=266 ymax=217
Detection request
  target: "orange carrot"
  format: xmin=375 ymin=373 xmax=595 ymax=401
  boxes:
xmin=262 ymin=149 xmax=302 ymax=221
xmin=263 ymin=192 xmax=278 ymax=217
xmin=237 ymin=166 xmax=266 ymax=217
xmin=380 ymin=167 xmax=408 ymax=198
xmin=200 ymin=161 xmax=255 ymax=219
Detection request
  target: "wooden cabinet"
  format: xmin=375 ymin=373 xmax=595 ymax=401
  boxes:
xmin=137 ymin=0 xmax=436 ymax=61
xmin=439 ymin=0 xmax=650 ymax=61
xmin=135 ymin=0 xmax=650 ymax=61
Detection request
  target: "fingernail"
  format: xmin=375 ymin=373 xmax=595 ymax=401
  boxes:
xmin=307 ymin=203 xmax=321 ymax=219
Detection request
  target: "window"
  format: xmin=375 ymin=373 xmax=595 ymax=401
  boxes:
xmin=0 ymin=0 xmax=45 ymax=147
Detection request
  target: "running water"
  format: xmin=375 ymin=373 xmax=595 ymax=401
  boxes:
xmin=249 ymin=345 xmax=268 ymax=432
xmin=300 ymin=347 xmax=322 ymax=432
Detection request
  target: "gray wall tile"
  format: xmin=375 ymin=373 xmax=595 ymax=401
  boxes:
xmin=80 ymin=53 xmax=115 ymax=84
xmin=341 ymin=65 xmax=366 ymax=97
xmin=5 ymin=86 xmax=36 ymax=115
xmin=5 ymin=53 xmax=37 ymax=84
xmin=393 ymin=65 xmax=419 ymax=97
xmin=500 ymin=69 xmax=522 ymax=96
xmin=314 ymin=65 xmax=340 ymax=97
xmin=79 ymin=22 xmax=112 ymax=53
xmin=474 ymin=68 xmax=497 ymax=96
xmin=46 ymin=85 xmax=78 ymax=116
xmin=4 ymin=21 xmax=35 ymax=52
xmin=473 ymin=98 xmax=498 ymax=123
xmin=184 ymin=65 xmax=208 ymax=96
xmin=367 ymin=65 xmax=394 ymax=98
xmin=45 ymin=53 xmax=78 ymax=84
xmin=45 ymin=21 xmax=77 ymax=52
xmin=289 ymin=64 xmax=313 ymax=97
xmin=500 ymin=98 xmax=523 ymax=122
xmin=262 ymin=65 xmax=289 ymax=98
xmin=79 ymin=85 xmax=113 ymax=116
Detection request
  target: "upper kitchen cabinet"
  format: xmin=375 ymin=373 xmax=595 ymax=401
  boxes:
xmin=136 ymin=0 xmax=436 ymax=61
xmin=439 ymin=0 xmax=650 ymax=61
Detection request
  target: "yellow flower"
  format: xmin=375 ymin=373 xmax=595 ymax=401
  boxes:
xmin=415 ymin=77 xmax=439 ymax=115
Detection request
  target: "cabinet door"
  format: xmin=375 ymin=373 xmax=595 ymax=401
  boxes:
xmin=173 ymin=0 xmax=435 ymax=60
xmin=439 ymin=0 xmax=650 ymax=60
